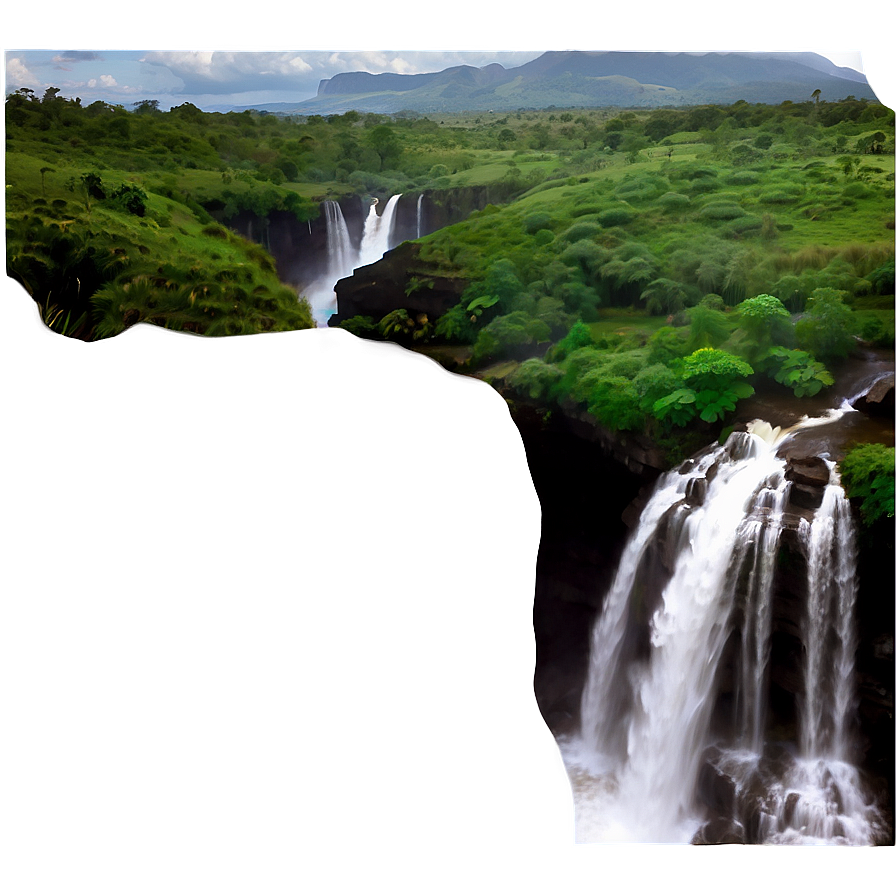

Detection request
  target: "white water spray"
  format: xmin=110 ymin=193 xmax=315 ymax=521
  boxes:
xmin=565 ymin=420 xmax=888 ymax=844
xmin=358 ymin=195 xmax=402 ymax=268
xmin=303 ymin=195 xmax=404 ymax=325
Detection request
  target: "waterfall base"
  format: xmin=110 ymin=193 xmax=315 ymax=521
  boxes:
xmin=565 ymin=420 xmax=892 ymax=844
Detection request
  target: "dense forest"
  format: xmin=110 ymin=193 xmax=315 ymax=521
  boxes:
xmin=5 ymin=86 xmax=895 ymax=507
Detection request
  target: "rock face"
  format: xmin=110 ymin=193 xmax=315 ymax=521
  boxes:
xmin=853 ymin=373 xmax=895 ymax=417
xmin=331 ymin=241 xmax=468 ymax=326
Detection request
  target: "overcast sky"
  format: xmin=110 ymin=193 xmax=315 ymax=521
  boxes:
xmin=4 ymin=48 xmax=871 ymax=111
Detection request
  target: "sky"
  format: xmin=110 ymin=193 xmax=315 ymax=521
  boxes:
xmin=3 ymin=48 xmax=872 ymax=110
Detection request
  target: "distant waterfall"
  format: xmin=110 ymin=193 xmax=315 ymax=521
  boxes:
xmin=565 ymin=420 xmax=888 ymax=844
xmin=323 ymin=200 xmax=354 ymax=285
xmin=358 ymin=195 xmax=402 ymax=268
xmin=304 ymin=194 xmax=403 ymax=325
xmin=416 ymin=193 xmax=424 ymax=239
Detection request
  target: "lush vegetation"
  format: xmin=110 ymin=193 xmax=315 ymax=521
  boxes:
xmin=6 ymin=86 xmax=894 ymax=465
xmin=840 ymin=443 xmax=896 ymax=525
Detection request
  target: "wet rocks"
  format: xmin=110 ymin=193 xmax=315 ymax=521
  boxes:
xmin=852 ymin=373 xmax=895 ymax=417
xmin=783 ymin=454 xmax=830 ymax=510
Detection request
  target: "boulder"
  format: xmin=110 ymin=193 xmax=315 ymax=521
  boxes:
xmin=783 ymin=455 xmax=830 ymax=511
xmin=852 ymin=373 xmax=895 ymax=417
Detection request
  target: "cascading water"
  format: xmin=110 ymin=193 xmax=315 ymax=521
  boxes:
xmin=303 ymin=195 xmax=404 ymax=326
xmin=416 ymin=193 xmax=424 ymax=239
xmin=358 ymin=194 xmax=402 ymax=268
xmin=563 ymin=419 xmax=890 ymax=844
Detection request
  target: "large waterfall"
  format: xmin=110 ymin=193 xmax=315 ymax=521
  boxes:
xmin=304 ymin=194 xmax=412 ymax=326
xmin=564 ymin=420 xmax=889 ymax=844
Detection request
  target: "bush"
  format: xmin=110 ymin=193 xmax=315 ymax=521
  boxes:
xmin=339 ymin=315 xmax=380 ymax=339
xmin=868 ymin=260 xmax=895 ymax=294
xmin=523 ymin=211 xmax=553 ymax=234
xmin=736 ymin=293 xmax=793 ymax=357
xmin=700 ymin=202 xmax=747 ymax=221
xmin=656 ymin=192 xmax=691 ymax=210
xmin=795 ymin=289 xmax=858 ymax=361
xmin=587 ymin=376 xmax=645 ymax=432
xmin=597 ymin=207 xmax=634 ymax=227
xmin=839 ymin=443 xmax=895 ymax=525
xmin=548 ymin=319 xmax=594 ymax=361
xmin=508 ymin=358 xmax=563 ymax=400
xmin=560 ymin=221 xmax=602 ymax=243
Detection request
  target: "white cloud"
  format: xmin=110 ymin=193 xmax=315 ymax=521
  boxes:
xmin=5 ymin=57 xmax=41 ymax=89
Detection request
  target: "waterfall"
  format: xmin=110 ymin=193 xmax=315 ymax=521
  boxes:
xmin=564 ymin=421 xmax=888 ymax=844
xmin=303 ymin=195 xmax=403 ymax=326
xmin=323 ymin=200 xmax=354 ymax=286
xmin=416 ymin=193 xmax=424 ymax=239
xmin=358 ymin=194 xmax=402 ymax=268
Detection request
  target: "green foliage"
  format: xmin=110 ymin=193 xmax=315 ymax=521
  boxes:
xmin=378 ymin=308 xmax=416 ymax=341
xmin=640 ymin=278 xmax=692 ymax=315
xmin=681 ymin=348 xmax=754 ymax=392
xmin=839 ymin=443 xmax=895 ymax=525
xmin=597 ymin=207 xmax=634 ymax=227
xmin=109 ymin=183 xmax=148 ymax=216
xmin=339 ymin=315 xmax=381 ymax=339
xmin=758 ymin=346 xmax=834 ymax=397
xmin=586 ymin=376 xmax=645 ymax=432
xmin=548 ymin=319 xmax=594 ymax=361
xmin=647 ymin=326 xmax=689 ymax=364
xmin=471 ymin=311 xmax=547 ymax=363
xmin=795 ymin=290 xmax=859 ymax=361
xmin=868 ymin=260 xmax=894 ymax=294
xmin=653 ymin=388 xmax=698 ymax=427
xmin=508 ymin=358 xmax=563 ymax=400
xmin=736 ymin=293 xmax=793 ymax=357
xmin=686 ymin=304 xmax=730 ymax=351
xmin=632 ymin=363 xmax=682 ymax=410
xmin=435 ymin=303 xmax=477 ymax=343
xmin=699 ymin=201 xmax=747 ymax=221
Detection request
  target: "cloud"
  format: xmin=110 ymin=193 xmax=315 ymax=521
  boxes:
xmin=5 ymin=57 xmax=41 ymax=89
xmin=53 ymin=51 xmax=103 ymax=63
xmin=141 ymin=50 xmax=539 ymax=99
xmin=142 ymin=51 xmax=316 ymax=96
xmin=87 ymin=75 xmax=119 ymax=88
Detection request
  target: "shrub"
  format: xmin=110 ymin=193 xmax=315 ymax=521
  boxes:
xmin=339 ymin=315 xmax=380 ymax=339
xmin=597 ymin=207 xmax=634 ymax=227
xmin=795 ymin=289 xmax=858 ymax=361
xmin=523 ymin=211 xmax=553 ymax=234
xmin=656 ymin=191 xmax=691 ymax=210
xmin=736 ymin=293 xmax=793 ymax=357
xmin=758 ymin=346 xmax=834 ymax=397
xmin=548 ymin=319 xmax=594 ymax=361
xmin=839 ymin=443 xmax=895 ymax=525
xmin=560 ymin=221 xmax=602 ymax=243
xmin=700 ymin=202 xmax=747 ymax=221
xmin=508 ymin=358 xmax=563 ymax=400
xmin=679 ymin=347 xmax=755 ymax=422
xmin=587 ymin=376 xmax=646 ymax=432
xmin=726 ymin=171 xmax=760 ymax=185
xmin=868 ymin=260 xmax=894 ymax=294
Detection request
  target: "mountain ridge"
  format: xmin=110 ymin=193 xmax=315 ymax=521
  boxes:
xmin=208 ymin=50 xmax=878 ymax=114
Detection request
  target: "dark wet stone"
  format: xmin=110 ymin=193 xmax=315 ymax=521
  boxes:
xmin=853 ymin=373 xmax=895 ymax=417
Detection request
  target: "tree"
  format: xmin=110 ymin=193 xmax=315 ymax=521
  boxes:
xmin=686 ymin=304 xmax=729 ymax=351
xmin=794 ymin=289 xmax=858 ymax=362
xmin=736 ymin=293 xmax=793 ymax=358
xmin=133 ymin=99 xmax=160 ymax=114
xmin=367 ymin=125 xmax=401 ymax=170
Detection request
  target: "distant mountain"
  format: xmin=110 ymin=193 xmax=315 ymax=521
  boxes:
xmin=218 ymin=50 xmax=878 ymax=115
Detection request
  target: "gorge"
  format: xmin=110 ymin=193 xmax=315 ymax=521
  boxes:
xmin=254 ymin=189 xmax=893 ymax=844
